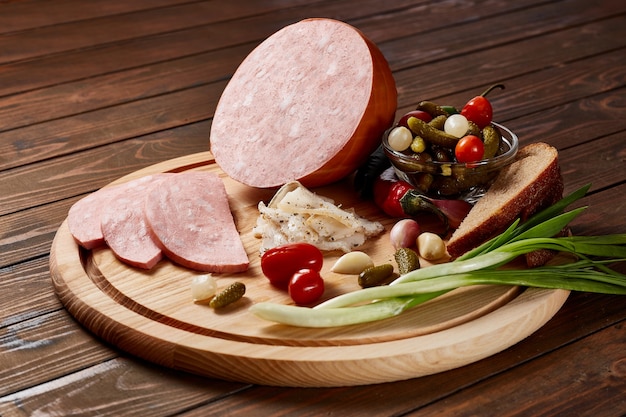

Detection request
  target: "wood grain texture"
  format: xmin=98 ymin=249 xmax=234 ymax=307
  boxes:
xmin=0 ymin=356 xmax=247 ymax=417
xmin=380 ymin=0 xmax=626 ymax=70
xmin=49 ymin=153 xmax=569 ymax=387
xmin=0 ymin=0 xmax=196 ymax=34
xmin=0 ymin=0 xmax=326 ymax=65
xmin=410 ymin=322 xmax=626 ymax=417
xmin=2 ymin=0 xmax=625 ymax=413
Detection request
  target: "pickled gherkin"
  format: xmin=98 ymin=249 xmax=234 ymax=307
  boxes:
xmin=394 ymin=248 xmax=420 ymax=275
xmin=415 ymin=101 xmax=449 ymax=117
xmin=482 ymin=124 xmax=502 ymax=159
xmin=428 ymin=114 xmax=447 ymax=130
xmin=358 ymin=264 xmax=394 ymax=288
xmin=466 ymin=120 xmax=481 ymax=137
xmin=210 ymin=282 xmax=246 ymax=308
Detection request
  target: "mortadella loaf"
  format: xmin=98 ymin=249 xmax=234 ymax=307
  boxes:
xmin=210 ymin=18 xmax=397 ymax=188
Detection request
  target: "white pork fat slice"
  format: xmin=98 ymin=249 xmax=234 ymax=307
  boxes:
xmin=253 ymin=181 xmax=383 ymax=253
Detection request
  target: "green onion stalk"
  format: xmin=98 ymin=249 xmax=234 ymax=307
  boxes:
xmin=249 ymin=184 xmax=626 ymax=328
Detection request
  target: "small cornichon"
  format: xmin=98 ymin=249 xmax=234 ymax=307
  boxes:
xmin=482 ymin=124 xmax=502 ymax=159
xmin=416 ymin=100 xmax=449 ymax=117
xmin=210 ymin=282 xmax=246 ymax=309
xmin=394 ymin=247 xmax=421 ymax=275
xmin=358 ymin=264 xmax=394 ymax=288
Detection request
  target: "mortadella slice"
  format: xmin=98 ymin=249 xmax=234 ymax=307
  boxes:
xmin=144 ymin=171 xmax=249 ymax=273
xmin=100 ymin=174 xmax=172 ymax=269
xmin=68 ymin=185 xmax=123 ymax=249
xmin=210 ymin=18 xmax=397 ymax=188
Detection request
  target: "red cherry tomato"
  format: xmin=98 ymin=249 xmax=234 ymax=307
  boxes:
xmin=455 ymin=135 xmax=485 ymax=163
xmin=288 ymin=268 xmax=325 ymax=305
xmin=460 ymin=84 xmax=505 ymax=129
xmin=397 ymin=110 xmax=432 ymax=128
xmin=460 ymin=96 xmax=492 ymax=129
xmin=260 ymin=243 xmax=323 ymax=289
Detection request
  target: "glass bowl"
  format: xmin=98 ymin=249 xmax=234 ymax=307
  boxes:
xmin=382 ymin=122 xmax=519 ymax=203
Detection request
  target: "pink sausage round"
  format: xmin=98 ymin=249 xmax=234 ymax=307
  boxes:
xmin=210 ymin=18 xmax=397 ymax=188
xmin=100 ymin=174 xmax=172 ymax=269
xmin=68 ymin=185 xmax=124 ymax=250
xmin=143 ymin=171 xmax=249 ymax=273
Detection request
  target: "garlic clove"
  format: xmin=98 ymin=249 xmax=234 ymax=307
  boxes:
xmin=191 ymin=274 xmax=217 ymax=303
xmin=390 ymin=218 xmax=420 ymax=250
xmin=417 ymin=232 xmax=447 ymax=261
xmin=331 ymin=251 xmax=375 ymax=275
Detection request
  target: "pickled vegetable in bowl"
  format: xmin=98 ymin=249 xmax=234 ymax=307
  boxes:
xmin=382 ymin=122 xmax=519 ymax=203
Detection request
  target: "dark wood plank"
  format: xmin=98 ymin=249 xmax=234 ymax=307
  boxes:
xmin=0 ymin=54 xmax=227 ymax=133
xmin=0 ymin=83 xmax=221 ymax=171
xmin=0 ymin=354 xmax=249 ymax=416
xmin=0 ymin=0 xmax=402 ymax=100
xmin=3 ymin=0 xmax=605 ymax=101
xmin=559 ymin=132 xmax=626 ymax=194
xmin=571 ymin=182 xmax=626 ymax=238
xmin=0 ymin=0 xmax=327 ymax=65
xmin=0 ymin=258 xmax=62 ymax=327
xmin=0 ymin=311 xmax=117 ymax=397
xmin=377 ymin=0 xmax=626 ymax=70
xmin=0 ymin=27 xmax=254 ymax=99
xmin=393 ymin=18 xmax=626 ymax=115
xmin=505 ymin=88 xmax=626 ymax=150
xmin=0 ymin=0 xmax=433 ymax=129
xmin=0 ymin=0 xmax=418 ymax=67
xmin=409 ymin=321 xmax=626 ymax=416
xmin=0 ymin=198 xmax=77 ymax=269
xmin=0 ymin=0 xmax=580 ymax=114
xmin=0 ymin=0 xmax=200 ymax=34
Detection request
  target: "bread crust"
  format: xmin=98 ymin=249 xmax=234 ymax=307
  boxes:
xmin=447 ymin=142 xmax=563 ymax=261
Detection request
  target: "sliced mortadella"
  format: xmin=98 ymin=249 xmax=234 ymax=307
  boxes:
xmin=68 ymin=185 xmax=123 ymax=249
xmin=144 ymin=171 xmax=249 ymax=273
xmin=100 ymin=174 xmax=172 ymax=269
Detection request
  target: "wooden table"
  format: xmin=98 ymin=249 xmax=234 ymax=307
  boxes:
xmin=1 ymin=0 xmax=625 ymax=415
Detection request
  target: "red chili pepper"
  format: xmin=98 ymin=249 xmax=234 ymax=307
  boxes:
xmin=373 ymin=168 xmax=414 ymax=218
xmin=460 ymin=84 xmax=505 ymax=129
xmin=373 ymin=168 xmax=473 ymax=231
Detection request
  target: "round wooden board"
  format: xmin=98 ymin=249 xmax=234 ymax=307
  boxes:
xmin=50 ymin=152 xmax=569 ymax=387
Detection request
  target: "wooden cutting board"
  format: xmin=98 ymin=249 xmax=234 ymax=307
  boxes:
xmin=50 ymin=152 xmax=569 ymax=387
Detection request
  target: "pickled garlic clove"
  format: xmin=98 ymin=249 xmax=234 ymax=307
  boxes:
xmin=331 ymin=251 xmax=375 ymax=275
xmin=191 ymin=274 xmax=217 ymax=303
xmin=417 ymin=232 xmax=447 ymax=261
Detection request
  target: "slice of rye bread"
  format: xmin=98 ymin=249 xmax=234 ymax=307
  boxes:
xmin=446 ymin=142 xmax=564 ymax=264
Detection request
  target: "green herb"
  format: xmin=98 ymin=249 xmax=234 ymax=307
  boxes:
xmin=249 ymin=185 xmax=626 ymax=327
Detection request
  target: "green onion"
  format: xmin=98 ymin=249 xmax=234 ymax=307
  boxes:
xmin=456 ymin=184 xmax=591 ymax=260
xmin=249 ymin=185 xmax=626 ymax=328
